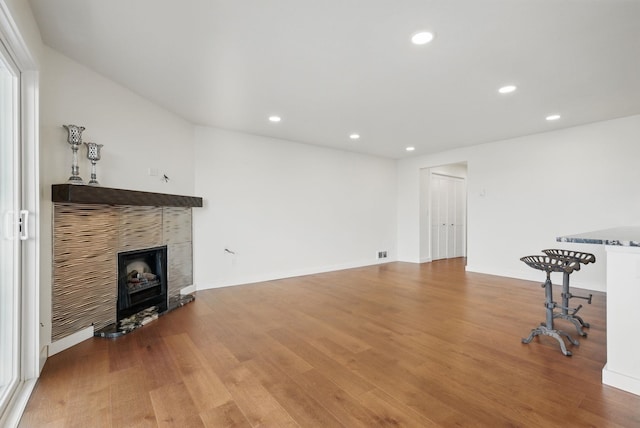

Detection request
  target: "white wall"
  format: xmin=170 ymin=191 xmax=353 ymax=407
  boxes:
xmin=39 ymin=46 xmax=196 ymax=348
xmin=398 ymin=114 xmax=640 ymax=292
xmin=39 ymin=47 xmax=195 ymax=194
xmin=193 ymin=127 xmax=397 ymax=289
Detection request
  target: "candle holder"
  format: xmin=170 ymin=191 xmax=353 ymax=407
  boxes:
xmin=84 ymin=142 xmax=103 ymax=186
xmin=63 ymin=124 xmax=85 ymax=184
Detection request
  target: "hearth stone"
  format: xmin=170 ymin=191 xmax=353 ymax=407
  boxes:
xmin=94 ymin=293 xmax=195 ymax=338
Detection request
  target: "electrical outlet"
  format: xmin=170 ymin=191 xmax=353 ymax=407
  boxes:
xmin=377 ymin=251 xmax=388 ymax=259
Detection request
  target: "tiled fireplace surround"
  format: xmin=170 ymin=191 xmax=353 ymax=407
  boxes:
xmin=51 ymin=184 xmax=202 ymax=341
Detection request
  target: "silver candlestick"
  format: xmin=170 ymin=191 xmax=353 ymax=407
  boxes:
xmin=84 ymin=142 xmax=103 ymax=186
xmin=63 ymin=124 xmax=85 ymax=184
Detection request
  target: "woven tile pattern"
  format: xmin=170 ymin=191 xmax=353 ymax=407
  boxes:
xmin=168 ymin=242 xmax=193 ymax=299
xmin=118 ymin=206 xmax=163 ymax=251
xmin=163 ymin=207 xmax=192 ymax=243
xmin=52 ymin=204 xmax=118 ymax=340
xmin=164 ymin=207 xmax=193 ymax=298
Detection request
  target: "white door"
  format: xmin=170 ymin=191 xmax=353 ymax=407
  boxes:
xmin=0 ymin=41 xmax=21 ymax=415
xmin=445 ymin=177 xmax=457 ymax=258
xmin=430 ymin=174 xmax=466 ymax=260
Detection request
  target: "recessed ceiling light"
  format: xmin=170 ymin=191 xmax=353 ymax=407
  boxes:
xmin=546 ymin=114 xmax=561 ymax=121
xmin=349 ymin=133 xmax=360 ymax=140
xmin=498 ymin=85 xmax=517 ymax=94
xmin=411 ymin=31 xmax=435 ymax=45
xmin=406 ymin=146 xmax=415 ymax=152
xmin=268 ymin=116 xmax=281 ymax=123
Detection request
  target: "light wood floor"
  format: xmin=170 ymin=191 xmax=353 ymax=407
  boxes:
xmin=20 ymin=259 xmax=640 ymax=427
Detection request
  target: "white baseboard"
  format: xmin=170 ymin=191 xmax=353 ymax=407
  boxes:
xmin=602 ymin=364 xmax=640 ymax=396
xmin=48 ymin=325 xmax=94 ymax=356
xmin=464 ymin=264 xmax=604 ymax=293
xmin=180 ymin=284 xmax=196 ymax=295
xmin=465 ymin=264 xmax=527 ymax=279
xmin=195 ymin=258 xmax=396 ymax=291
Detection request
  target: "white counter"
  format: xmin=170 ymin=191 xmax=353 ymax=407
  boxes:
xmin=558 ymin=227 xmax=640 ymax=396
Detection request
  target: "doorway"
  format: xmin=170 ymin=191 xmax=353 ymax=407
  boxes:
xmin=419 ymin=163 xmax=467 ymax=262
xmin=0 ymin=36 xmax=21 ymax=416
xmin=0 ymin=4 xmax=40 ymax=424
xmin=430 ymin=174 xmax=466 ymax=260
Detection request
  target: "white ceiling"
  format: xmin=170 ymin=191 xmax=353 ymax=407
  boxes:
xmin=28 ymin=0 xmax=640 ymax=159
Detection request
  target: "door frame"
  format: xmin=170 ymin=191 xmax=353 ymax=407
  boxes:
xmin=419 ymin=163 xmax=468 ymax=263
xmin=430 ymin=173 xmax=467 ymax=261
xmin=0 ymin=1 xmax=40 ymax=426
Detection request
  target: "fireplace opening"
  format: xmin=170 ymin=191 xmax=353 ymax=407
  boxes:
xmin=117 ymin=245 xmax=168 ymax=323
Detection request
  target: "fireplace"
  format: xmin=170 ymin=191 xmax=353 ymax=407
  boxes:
xmin=51 ymin=185 xmax=202 ymax=343
xmin=117 ymin=246 xmax=168 ymax=322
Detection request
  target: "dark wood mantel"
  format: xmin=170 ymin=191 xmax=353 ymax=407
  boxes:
xmin=52 ymin=184 xmax=203 ymax=207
